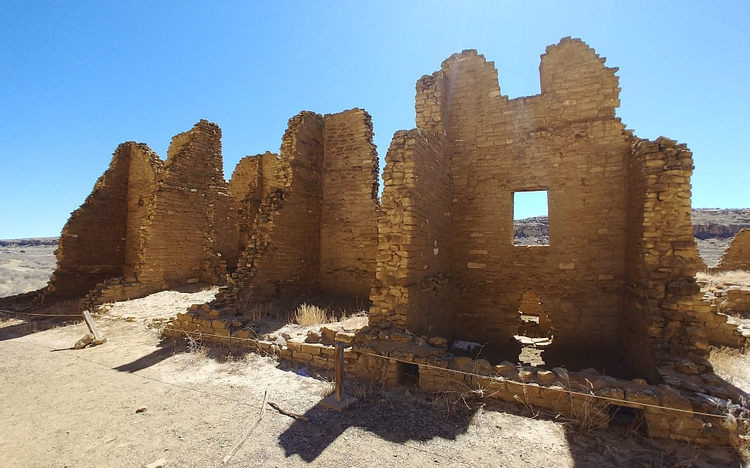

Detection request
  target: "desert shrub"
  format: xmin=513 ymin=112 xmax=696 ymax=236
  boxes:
xmin=293 ymin=303 xmax=329 ymax=325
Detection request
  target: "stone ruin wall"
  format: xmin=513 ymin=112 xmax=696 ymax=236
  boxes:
xmin=228 ymin=112 xmax=324 ymax=301
xmin=373 ymin=39 xmax=631 ymax=352
xmin=369 ymin=129 xmax=454 ymax=337
xmin=46 ymin=143 xmax=146 ymax=300
xmin=320 ymin=110 xmax=380 ymax=298
xmin=717 ymin=228 xmax=750 ymax=271
xmin=622 ymin=138 xmax=711 ymax=381
xmin=447 ymin=42 xmax=628 ymax=351
xmin=368 ymin=37 xmax=744 ymax=381
xmin=46 ymin=121 xmax=238 ymax=308
xmin=158 ymin=38 xmax=749 ymax=445
xmin=123 ymin=143 xmax=164 ymax=278
xmin=224 ymin=109 xmax=379 ymax=305
xmin=230 ymin=152 xmax=279 ymax=254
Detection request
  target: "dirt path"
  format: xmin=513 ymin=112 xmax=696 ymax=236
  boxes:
xmin=0 ymin=295 xmax=746 ymax=467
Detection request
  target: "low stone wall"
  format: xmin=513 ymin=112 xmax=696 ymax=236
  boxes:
xmin=163 ymin=310 xmax=749 ymax=446
xmin=698 ymin=285 xmax=750 ymax=349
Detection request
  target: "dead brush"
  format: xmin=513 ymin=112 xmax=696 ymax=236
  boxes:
xmin=185 ymin=334 xmax=208 ymax=363
xmin=235 ymin=294 xmax=276 ymax=322
xmin=354 ymin=382 xmax=392 ymax=407
xmin=319 ymin=380 xmax=336 ymax=398
xmin=725 ymin=414 xmax=750 ymax=455
xmin=709 ymin=346 xmax=749 ymax=386
xmin=293 ymin=303 xmax=330 ymax=326
xmin=558 ymin=385 xmax=611 ymax=436
xmin=427 ymin=376 xmax=492 ymax=421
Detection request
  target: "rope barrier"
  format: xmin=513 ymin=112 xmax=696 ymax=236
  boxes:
xmin=165 ymin=327 xmax=750 ymax=423
xmin=0 ymin=309 xmax=82 ymax=318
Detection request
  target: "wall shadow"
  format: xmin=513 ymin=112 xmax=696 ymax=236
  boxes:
xmin=277 ymin=389 xmax=477 ymax=463
xmin=275 ymin=373 xmax=747 ymax=466
xmin=113 ymin=345 xmax=173 ymax=373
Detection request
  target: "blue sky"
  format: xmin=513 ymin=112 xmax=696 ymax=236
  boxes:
xmin=1 ymin=1 xmax=748 ymax=238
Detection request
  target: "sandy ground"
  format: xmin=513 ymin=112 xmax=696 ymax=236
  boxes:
xmin=0 ymin=244 xmax=56 ymax=297
xmin=1 ymin=289 xmax=748 ymax=468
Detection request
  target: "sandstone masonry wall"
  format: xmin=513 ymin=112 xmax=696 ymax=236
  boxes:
xmin=717 ymin=228 xmax=750 ymax=271
xmin=49 ymin=121 xmax=239 ymax=309
xmin=375 ymin=38 xmax=632 ymax=350
xmin=230 ymin=154 xmax=264 ymax=253
xmin=135 ymin=120 xmax=236 ymax=289
xmin=230 ymin=112 xmax=325 ymax=300
xmin=46 ymin=144 xmax=132 ymax=299
xmin=369 ymin=130 xmax=454 ymax=338
xmin=622 ymin=138 xmax=709 ymax=381
xmin=320 ymin=109 xmax=379 ymax=298
xmin=124 ymin=143 xmax=163 ymax=277
xmin=224 ymin=110 xmax=379 ymax=304
xmin=367 ymin=37 xmax=734 ymax=384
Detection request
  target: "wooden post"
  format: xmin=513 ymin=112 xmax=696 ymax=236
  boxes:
xmin=82 ymin=310 xmax=104 ymax=343
xmin=334 ymin=342 xmax=344 ymax=402
xmin=319 ymin=341 xmax=357 ymax=411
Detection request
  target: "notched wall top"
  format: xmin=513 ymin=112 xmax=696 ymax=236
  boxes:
xmin=372 ymin=36 xmax=724 ymax=384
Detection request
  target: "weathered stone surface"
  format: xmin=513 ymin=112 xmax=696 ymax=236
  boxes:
xmin=45 ymin=121 xmax=237 ymax=310
xmin=74 ymin=333 xmax=94 ymax=350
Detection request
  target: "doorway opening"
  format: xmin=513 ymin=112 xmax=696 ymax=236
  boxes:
xmin=513 ymin=291 xmax=555 ymax=365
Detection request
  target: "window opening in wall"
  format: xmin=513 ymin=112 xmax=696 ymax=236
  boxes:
xmin=514 ymin=291 xmax=555 ymax=365
xmin=513 ymin=190 xmax=549 ymax=246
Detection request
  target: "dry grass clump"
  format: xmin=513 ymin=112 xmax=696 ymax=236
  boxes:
xmin=293 ymin=303 xmax=330 ymax=326
xmin=709 ymin=346 xmax=749 ymax=389
xmin=697 ymin=270 xmax=750 ymax=289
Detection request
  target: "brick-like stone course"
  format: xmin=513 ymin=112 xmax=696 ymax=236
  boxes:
xmin=46 ymin=120 xmax=237 ymax=309
xmin=222 ymin=109 xmax=379 ymax=304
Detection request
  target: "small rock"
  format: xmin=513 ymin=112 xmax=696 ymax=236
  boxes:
xmin=144 ymin=458 xmax=166 ymax=468
xmin=537 ymin=370 xmax=555 ymax=383
xmin=405 ymin=390 xmax=412 ymax=397
xmin=74 ymin=333 xmax=94 ymax=350
xmin=136 ymin=406 xmax=148 ymax=413
xmin=305 ymin=330 xmax=322 ymax=343
xmin=494 ymin=361 xmax=515 ymax=375
xmin=389 ymin=331 xmax=412 ymax=342
xmin=320 ymin=327 xmax=337 ymax=345
xmin=428 ymin=336 xmax=448 ymax=348
xmin=91 ymin=337 xmax=107 ymax=346
xmin=186 ymin=277 xmax=199 ymax=284
xmin=631 ymin=378 xmax=648 ymax=387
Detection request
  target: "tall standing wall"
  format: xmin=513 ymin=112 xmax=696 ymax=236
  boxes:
xmin=369 ymin=129 xmax=454 ymax=337
xmin=45 ymin=144 xmax=132 ymax=299
xmin=320 ymin=109 xmax=380 ymax=299
xmin=135 ymin=120 xmax=236 ymax=289
xmin=230 ymin=112 xmax=325 ymax=300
